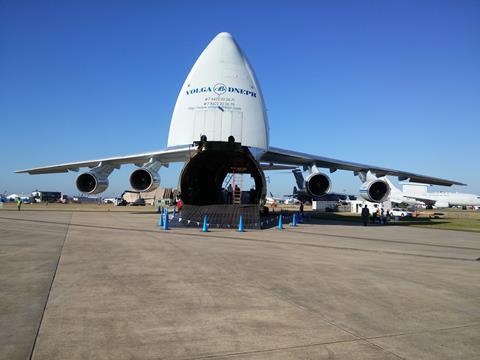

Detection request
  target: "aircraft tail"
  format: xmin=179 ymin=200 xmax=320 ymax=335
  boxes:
xmin=292 ymin=169 xmax=305 ymax=190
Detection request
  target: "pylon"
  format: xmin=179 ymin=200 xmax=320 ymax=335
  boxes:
xmin=291 ymin=213 xmax=297 ymax=227
xmin=163 ymin=208 xmax=169 ymax=230
xmin=202 ymin=215 xmax=209 ymax=232
xmin=278 ymin=214 xmax=283 ymax=230
xmin=277 ymin=214 xmax=284 ymax=229
xmin=237 ymin=215 xmax=245 ymax=232
xmin=158 ymin=211 xmax=164 ymax=227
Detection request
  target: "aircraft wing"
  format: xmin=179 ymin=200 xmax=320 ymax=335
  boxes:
xmin=259 ymin=164 xmax=297 ymax=171
xmin=260 ymin=146 xmax=465 ymax=186
xmin=15 ymin=146 xmax=197 ymax=174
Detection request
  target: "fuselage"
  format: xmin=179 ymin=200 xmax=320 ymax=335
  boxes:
xmin=419 ymin=192 xmax=480 ymax=207
xmin=168 ymin=32 xmax=270 ymax=206
xmin=168 ymin=32 xmax=269 ymax=152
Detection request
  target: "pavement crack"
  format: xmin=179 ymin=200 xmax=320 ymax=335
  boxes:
xmin=366 ymin=322 xmax=480 ymax=341
xmin=179 ymin=338 xmax=366 ymax=360
xmin=251 ymin=286 xmax=407 ymax=360
xmin=27 ymin=212 xmax=73 ymax=360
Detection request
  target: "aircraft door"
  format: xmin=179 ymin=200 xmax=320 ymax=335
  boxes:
xmin=194 ymin=110 xmax=221 ymax=141
xmin=193 ymin=111 xmax=206 ymax=141
xmin=230 ymin=111 xmax=243 ymax=143
xmin=195 ymin=110 xmax=243 ymax=143
xmin=220 ymin=111 xmax=243 ymax=143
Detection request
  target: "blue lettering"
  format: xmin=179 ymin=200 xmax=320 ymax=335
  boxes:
xmin=187 ymin=85 xmax=257 ymax=97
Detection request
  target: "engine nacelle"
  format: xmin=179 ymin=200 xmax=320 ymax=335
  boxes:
xmin=76 ymin=172 xmax=109 ymax=194
xmin=305 ymin=172 xmax=331 ymax=197
xmin=359 ymin=180 xmax=390 ymax=203
xmin=130 ymin=167 xmax=160 ymax=192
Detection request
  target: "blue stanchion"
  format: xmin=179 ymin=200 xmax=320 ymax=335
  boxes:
xmin=163 ymin=208 xmax=169 ymax=230
xmin=237 ymin=215 xmax=245 ymax=232
xmin=291 ymin=213 xmax=297 ymax=227
xmin=202 ymin=215 xmax=209 ymax=232
xmin=173 ymin=207 xmax=176 ymax=218
xmin=278 ymin=214 xmax=284 ymax=229
xmin=158 ymin=211 xmax=164 ymax=227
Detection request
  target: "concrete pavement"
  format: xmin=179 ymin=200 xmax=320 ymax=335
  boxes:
xmin=0 ymin=210 xmax=479 ymax=359
xmin=0 ymin=211 xmax=71 ymax=360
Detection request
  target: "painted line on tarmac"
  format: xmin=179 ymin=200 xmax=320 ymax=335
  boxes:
xmin=283 ymin=228 xmax=480 ymax=251
xmin=200 ymin=235 xmax=479 ymax=262
xmin=1 ymin=216 xmax=478 ymax=263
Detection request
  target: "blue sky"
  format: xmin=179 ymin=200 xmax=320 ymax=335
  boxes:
xmin=1 ymin=0 xmax=479 ymax=197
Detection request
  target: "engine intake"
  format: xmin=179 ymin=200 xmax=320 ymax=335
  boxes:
xmin=130 ymin=168 xmax=160 ymax=192
xmin=76 ymin=172 xmax=109 ymax=194
xmin=359 ymin=180 xmax=390 ymax=203
xmin=305 ymin=172 xmax=331 ymax=197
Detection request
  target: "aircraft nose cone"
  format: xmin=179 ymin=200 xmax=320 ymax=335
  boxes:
xmin=216 ymin=32 xmax=233 ymax=38
xmin=167 ymin=31 xmax=269 ymax=150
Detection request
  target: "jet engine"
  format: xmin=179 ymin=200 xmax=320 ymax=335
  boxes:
xmin=359 ymin=180 xmax=390 ymax=203
xmin=76 ymin=172 xmax=109 ymax=194
xmin=305 ymin=172 xmax=331 ymax=197
xmin=130 ymin=165 xmax=160 ymax=192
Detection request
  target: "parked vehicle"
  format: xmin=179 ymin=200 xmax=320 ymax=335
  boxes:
xmin=116 ymin=199 xmax=128 ymax=206
xmin=390 ymin=208 xmax=412 ymax=217
xmin=31 ymin=191 xmax=61 ymax=203
xmin=129 ymin=198 xmax=146 ymax=206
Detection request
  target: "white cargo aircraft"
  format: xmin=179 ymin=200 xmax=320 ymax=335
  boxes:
xmin=382 ymin=177 xmax=480 ymax=208
xmin=16 ymin=32 xmax=464 ymax=207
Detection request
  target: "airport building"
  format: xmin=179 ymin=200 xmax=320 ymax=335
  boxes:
xmin=121 ymin=187 xmax=178 ymax=206
xmin=31 ymin=191 xmax=61 ymax=203
xmin=312 ymin=199 xmax=393 ymax=213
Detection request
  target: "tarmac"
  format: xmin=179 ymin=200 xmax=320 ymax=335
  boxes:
xmin=1 ymin=209 xmax=479 ymax=360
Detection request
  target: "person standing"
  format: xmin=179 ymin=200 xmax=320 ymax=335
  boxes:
xmin=249 ymin=186 xmax=256 ymax=204
xmin=16 ymin=198 xmax=22 ymax=211
xmin=234 ymin=185 xmax=241 ymax=204
xmin=361 ymin=205 xmax=369 ymax=226
xmin=227 ymin=184 xmax=233 ymax=204
xmin=176 ymin=197 xmax=183 ymax=211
